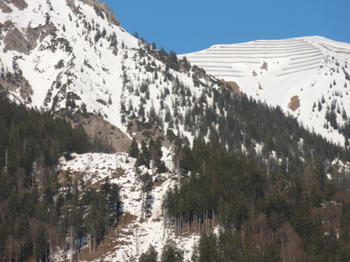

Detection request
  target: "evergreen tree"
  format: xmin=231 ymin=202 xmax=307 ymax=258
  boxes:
xmin=129 ymin=138 xmax=139 ymax=158
xmin=136 ymin=140 xmax=151 ymax=168
xmin=139 ymin=245 xmax=158 ymax=262
xmin=33 ymin=227 xmax=49 ymax=262
xmin=161 ymin=242 xmax=184 ymax=262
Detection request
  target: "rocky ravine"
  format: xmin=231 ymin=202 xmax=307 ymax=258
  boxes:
xmin=57 ymin=152 xmax=199 ymax=262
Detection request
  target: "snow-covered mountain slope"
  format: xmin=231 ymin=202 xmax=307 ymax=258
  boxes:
xmin=58 ymin=152 xmax=199 ymax=262
xmin=182 ymin=37 xmax=350 ymax=146
xmin=0 ymin=0 xmax=225 ymax=150
xmin=2 ymin=0 xmax=349 ymax=156
xmin=0 ymin=0 xmax=136 ymax=130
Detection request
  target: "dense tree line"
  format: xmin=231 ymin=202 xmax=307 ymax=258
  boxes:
xmin=0 ymin=96 xmax=120 ymax=261
xmin=165 ymin=138 xmax=350 ymax=262
xmin=139 ymin=243 xmax=184 ymax=262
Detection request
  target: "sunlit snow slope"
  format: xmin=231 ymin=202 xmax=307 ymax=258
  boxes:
xmin=58 ymin=152 xmax=199 ymax=262
xmin=182 ymin=37 xmax=350 ymax=145
xmin=0 ymin=0 xmax=220 ymax=147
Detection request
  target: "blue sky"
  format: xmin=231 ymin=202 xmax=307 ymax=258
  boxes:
xmin=106 ymin=0 xmax=349 ymax=54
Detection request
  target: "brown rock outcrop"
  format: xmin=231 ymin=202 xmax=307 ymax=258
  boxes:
xmin=3 ymin=0 xmax=27 ymax=10
xmin=288 ymin=96 xmax=300 ymax=111
xmin=65 ymin=114 xmax=131 ymax=153
xmin=66 ymin=0 xmax=120 ymax=26
xmin=3 ymin=23 xmax=56 ymax=54
xmin=4 ymin=27 xmax=32 ymax=54
xmin=0 ymin=0 xmax=12 ymax=13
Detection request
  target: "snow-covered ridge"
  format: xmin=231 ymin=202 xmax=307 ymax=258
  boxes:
xmin=182 ymin=36 xmax=350 ymax=146
xmin=0 ymin=0 xmax=138 ymax=132
xmin=0 ymin=0 xmax=218 ymax=145
xmin=59 ymin=153 xmax=198 ymax=262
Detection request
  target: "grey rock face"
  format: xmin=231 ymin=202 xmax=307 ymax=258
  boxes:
xmin=3 ymin=0 xmax=27 ymax=10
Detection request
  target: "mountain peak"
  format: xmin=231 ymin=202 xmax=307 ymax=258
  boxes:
xmin=67 ymin=0 xmax=120 ymax=26
xmin=182 ymin=36 xmax=350 ymax=146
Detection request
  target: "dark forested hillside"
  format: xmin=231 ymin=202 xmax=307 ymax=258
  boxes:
xmin=0 ymin=97 xmax=120 ymax=261
xmin=164 ymin=138 xmax=350 ymax=262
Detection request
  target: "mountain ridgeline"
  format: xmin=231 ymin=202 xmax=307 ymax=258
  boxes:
xmin=182 ymin=37 xmax=350 ymax=146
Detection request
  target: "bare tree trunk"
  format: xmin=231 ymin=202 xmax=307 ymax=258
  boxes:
xmin=187 ymin=215 xmax=190 ymax=234
xmin=241 ymin=225 xmax=246 ymax=252
xmin=88 ymin=234 xmax=92 ymax=254
xmin=5 ymin=148 xmax=8 ymax=174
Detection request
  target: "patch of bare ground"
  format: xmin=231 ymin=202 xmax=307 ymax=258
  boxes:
xmin=78 ymin=213 xmax=137 ymax=261
xmin=152 ymin=178 xmax=167 ymax=189
xmin=260 ymin=61 xmax=268 ymax=71
xmin=61 ymin=114 xmax=131 ymax=153
xmin=127 ymin=117 xmax=167 ymax=144
xmin=91 ymin=169 xmax=125 ymax=188
xmin=0 ymin=1 xmax=12 ymax=13
xmin=66 ymin=0 xmax=120 ymax=26
xmin=4 ymin=27 xmax=31 ymax=54
xmin=119 ymin=212 xmax=138 ymax=227
xmin=220 ymin=80 xmax=243 ymax=96
xmin=4 ymin=0 xmax=27 ymax=10
xmin=57 ymin=168 xmax=125 ymax=189
xmin=288 ymin=96 xmax=300 ymax=111
xmin=57 ymin=170 xmax=84 ymax=187
xmin=3 ymin=22 xmax=55 ymax=54
xmin=78 ymin=229 xmax=120 ymax=261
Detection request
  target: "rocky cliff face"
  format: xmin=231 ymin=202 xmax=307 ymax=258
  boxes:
xmin=66 ymin=0 xmax=119 ymax=26
xmin=1 ymin=0 xmax=28 ymax=11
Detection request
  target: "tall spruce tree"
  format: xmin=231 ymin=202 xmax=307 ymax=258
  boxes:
xmin=129 ymin=138 xmax=139 ymax=158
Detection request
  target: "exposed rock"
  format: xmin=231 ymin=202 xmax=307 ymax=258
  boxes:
xmin=66 ymin=0 xmax=120 ymax=26
xmin=71 ymin=114 xmax=131 ymax=152
xmin=288 ymin=96 xmax=300 ymax=111
xmin=220 ymin=80 xmax=243 ymax=95
xmin=260 ymin=61 xmax=268 ymax=71
xmin=0 ymin=20 xmax=14 ymax=37
xmin=4 ymin=23 xmax=59 ymax=54
xmin=4 ymin=27 xmax=32 ymax=54
xmin=127 ymin=118 xmax=166 ymax=146
xmin=3 ymin=0 xmax=27 ymax=10
xmin=2 ymin=20 xmax=14 ymax=31
xmin=0 ymin=0 xmax=12 ymax=13
xmin=86 ymin=0 xmax=120 ymax=26
xmin=0 ymin=71 xmax=33 ymax=103
xmin=26 ymin=24 xmax=56 ymax=46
